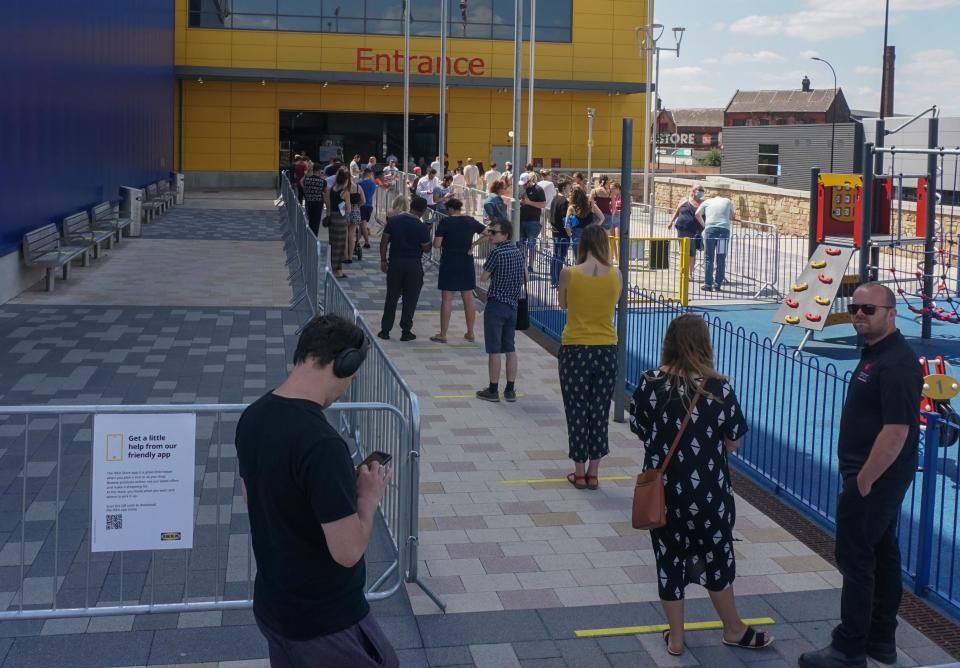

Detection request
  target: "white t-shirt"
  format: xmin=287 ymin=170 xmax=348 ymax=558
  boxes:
xmin=349 ymin=161 xmax=360 ymax=179
xmin=416 ymin=176 xmax=440 ymax=204
xmin=537 ymin=180 xmax=557 ymax=209
xmin=463 ymin=163 xmax=479 ymax=186
xmin=430 ymin=160 xmax=443 ymax=174
xmin=453 ymin=173 xmax=466 ymax=188
xmin=696 ymin=197 xmax=734 ymax=229
xmin=484 ymin=169 xmax=501 ymax=188
xmin=383 ymin=165 xmax=398 ymax=183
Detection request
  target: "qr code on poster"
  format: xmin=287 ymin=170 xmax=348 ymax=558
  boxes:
xmin=106 ymin=514 xmax=122 ymax=531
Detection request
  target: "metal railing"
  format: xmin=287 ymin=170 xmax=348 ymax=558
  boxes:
xmin=278 ymin=174 xmax=328 ymax=321
xmin=0 ymin=401 xmax=409 ymax=620
xmin=322 ymin=270 xmax=445 ymax=611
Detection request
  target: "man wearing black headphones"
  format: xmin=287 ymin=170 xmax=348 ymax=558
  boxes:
xmin=236 ymin=314 xmax=398 ymax=667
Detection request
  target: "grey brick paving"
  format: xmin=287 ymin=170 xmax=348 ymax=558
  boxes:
xmin=142 ymin=207 xmax=281 ymax=241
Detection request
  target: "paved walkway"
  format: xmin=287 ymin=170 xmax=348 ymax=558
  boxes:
xmin=0 ymin=190 xmax=953 ymax=667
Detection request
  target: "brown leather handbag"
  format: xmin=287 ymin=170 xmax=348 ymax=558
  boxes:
xmin=632 ymin=388 xmax=702 ymax=530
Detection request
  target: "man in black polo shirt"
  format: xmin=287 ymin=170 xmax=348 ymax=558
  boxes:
xmin=800 ymin=283 xmax=922 ymax=668
xmin=518 ymin=172 xmax=546 ymax=272
xmin=378 ymin=196 xmax=431 ymax=341
xmin=236 ymin=314 xmax=398 ymax=667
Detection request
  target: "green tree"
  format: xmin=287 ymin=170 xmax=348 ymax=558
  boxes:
xmin=700 ymin=147 xmax=722 ymax=167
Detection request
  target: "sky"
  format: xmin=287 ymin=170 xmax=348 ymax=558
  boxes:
xmin=652 ymin=0 xmax=960 ymax=117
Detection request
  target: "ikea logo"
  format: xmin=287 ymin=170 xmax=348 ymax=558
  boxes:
xmin=161 ymin=532 xmax=182 ymax=541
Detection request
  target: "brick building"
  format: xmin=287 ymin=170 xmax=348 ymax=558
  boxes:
xmin=655 ymin=108 xmax=723 ymax=151
xmin=724 ymin=76 xmax=850 ymax=127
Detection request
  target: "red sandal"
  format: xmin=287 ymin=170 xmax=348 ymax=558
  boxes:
xmin=585 ymin=475 xmax=599 ymax=490
xmin=566 ymin=473 xmax=587 ymax=490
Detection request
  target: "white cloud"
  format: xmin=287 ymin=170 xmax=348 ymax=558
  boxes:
xmin=657 ymin=65 xmax=718 ymax=99
xmin=720 ymin=50 xmax=785 ymax=65
xmin=729 ymin=15 xmax=784 ymax=35
xmin=800 ymin=50 xmax=819 ymax=59
xmin=728 ymin=0 xmax=959 ymax=41
xmin=757 ymin=70 xmax=807 ymax=84
xmin=853 ymin=65 xmax=882 ymax=76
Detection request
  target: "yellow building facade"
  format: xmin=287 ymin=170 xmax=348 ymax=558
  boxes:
xmin=175 ymin=0 xmax=652 ymax=186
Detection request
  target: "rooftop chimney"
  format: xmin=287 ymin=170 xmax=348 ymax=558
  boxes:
xmin=880 ymin=46 xmax=895 ymax=118
xmin=801 ymin=75 xmax=811 ymax=92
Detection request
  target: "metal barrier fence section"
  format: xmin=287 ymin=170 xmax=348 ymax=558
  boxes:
xmin=278 ymin=175 xmax=328 ymax=320
xmin=0 ymin=402 xmax=409 ymax=620
xmin=322 ymin=269 xmax=445 ymax=611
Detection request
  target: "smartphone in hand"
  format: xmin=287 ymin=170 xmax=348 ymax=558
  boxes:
xmin=357 ymin=450 xmax=392 ymax=473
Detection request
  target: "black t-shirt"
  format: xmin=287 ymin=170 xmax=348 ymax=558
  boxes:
xmin=837 ymin=330 xmax=923 ymax=480
xmin=436 ymin=215 xmax=486 ymax=255
xmin=384 ymin=212 xmax=430 ymax=260
xmin=235 ymin=392 xmax=368 ymax=640
xmin=549 ymin=195 xmax=569 ymax=236
xmin=520 ymin=184 xmax=546 ymax=222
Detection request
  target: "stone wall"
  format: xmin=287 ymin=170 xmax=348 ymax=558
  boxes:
xmin=608 ymin=175 xmax=960 ymax=241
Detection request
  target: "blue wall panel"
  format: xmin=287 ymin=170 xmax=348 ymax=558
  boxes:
xmin=0 ymin=1 xmax=174 ymax=256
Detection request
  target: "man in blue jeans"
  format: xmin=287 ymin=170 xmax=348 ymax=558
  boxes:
xmin=695 ymin=192 xmax=736 ymax=291
xmin=477 ymin=219 xmax=526 ymax=403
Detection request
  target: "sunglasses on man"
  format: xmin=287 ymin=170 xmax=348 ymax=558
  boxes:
xmin=847 ymin=303 xmax=894 ymax=316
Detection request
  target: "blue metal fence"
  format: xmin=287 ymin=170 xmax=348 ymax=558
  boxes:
xmin=524 ymin=246 xmax=960 ymax=619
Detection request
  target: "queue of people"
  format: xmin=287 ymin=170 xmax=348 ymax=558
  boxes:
xmin=269 ymin=148 xmax=922 ymax=667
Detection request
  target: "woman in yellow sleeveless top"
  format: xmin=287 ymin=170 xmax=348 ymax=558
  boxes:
xmin=557 ymin=225 xmax=622 ymax=490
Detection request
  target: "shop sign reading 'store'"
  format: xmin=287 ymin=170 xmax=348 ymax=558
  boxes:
xmin=356 ymin=48 xmax=485 ymax=76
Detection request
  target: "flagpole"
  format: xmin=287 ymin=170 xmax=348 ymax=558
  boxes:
xmin=511 ymin=0 xmax=523 ymax=228
xmin=526 ymin=0 xmax=536 ymax=167
xmin=439 ymin=0 xmax=448 ymax=174
xmin=403 ymin=0 xmax=411 ymax=178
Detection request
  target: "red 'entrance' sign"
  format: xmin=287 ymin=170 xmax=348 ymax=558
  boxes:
xmin=356 ymin=48 xmax=485 ymax=76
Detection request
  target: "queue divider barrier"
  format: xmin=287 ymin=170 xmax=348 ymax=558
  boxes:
xmin=0 ymin=402 xmax=415 ymax=620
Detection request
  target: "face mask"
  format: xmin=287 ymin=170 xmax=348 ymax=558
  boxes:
xmin=695 ymin=191 xmax=705 ymax=198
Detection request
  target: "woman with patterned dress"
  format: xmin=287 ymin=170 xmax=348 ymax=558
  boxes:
xmin=629 ymin=314 xmax=774 ymax=656
xmin=558 ymin=225 xmax=621 ymax=490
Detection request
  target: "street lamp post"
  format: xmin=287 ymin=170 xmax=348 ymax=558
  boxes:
xmin=586 ymin=107 xmax=596 ymax=183
xmin=527 ymin=0 xmax=536 ymax=167
xmin=636 ymin=24 xmax=685 ymax=237
xmin=402 ymin=0 xmax=411 ymax=177
xmin=811 ymin=56 xmax=837 ymax=173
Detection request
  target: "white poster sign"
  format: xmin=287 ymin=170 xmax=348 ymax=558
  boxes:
xmin=91 ymin=413 xmax=196 ymax=552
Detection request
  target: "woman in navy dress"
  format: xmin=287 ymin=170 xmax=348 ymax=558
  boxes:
xmin=630 ymin=314 xmax=773 ymax=656
xmin=431 ymin=198 xmax=486 ymax=343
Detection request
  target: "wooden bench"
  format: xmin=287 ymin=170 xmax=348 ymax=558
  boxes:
xmin=90 ymin=201 xmax=133 ymax=245
xmin=142 ymin=183 xmax=167 ymax=222
xmin=63 ymin=211 xmax=114 ymax=259
xmin=22 ymin=224 xmax=91 ymax=292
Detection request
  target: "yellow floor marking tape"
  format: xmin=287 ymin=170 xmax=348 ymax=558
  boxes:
xmin=500 ymin=476 xmax=632 ymax=484
xmin=575 ymin=617 xmax=776 ymax=638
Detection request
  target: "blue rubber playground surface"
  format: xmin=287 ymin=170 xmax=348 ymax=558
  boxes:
xmin=530 ymin=293 xmax=960 ymax=616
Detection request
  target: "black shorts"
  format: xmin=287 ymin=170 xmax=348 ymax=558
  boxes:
xmin=360 ymin=205 xmax=373 ymax=222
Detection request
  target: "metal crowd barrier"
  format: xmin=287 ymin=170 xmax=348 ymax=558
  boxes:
xmin=322 ymin=269 xmax=445 ymax=611
xmin=274 ymin=173 xmax=443 ymax=610
xmin=0 ymin=401 xmax=410 ymax=620
xmin=278 ymin=174 xmax=329 ymax=323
